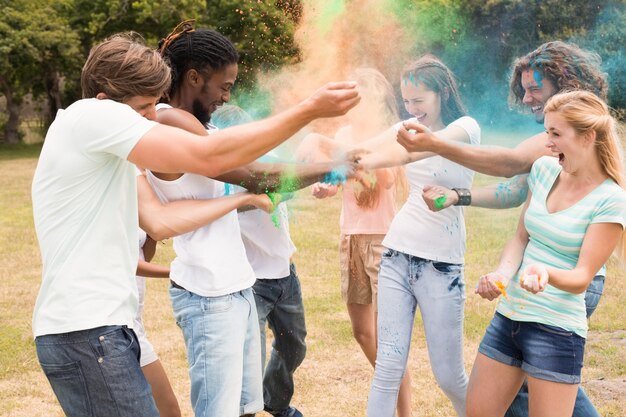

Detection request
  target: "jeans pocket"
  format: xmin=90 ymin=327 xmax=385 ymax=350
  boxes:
xmin=431 ymin=261 xmax=462 ymax=274
xmin=40 ymin=361 xmax=92 ymax=416
xmin=381 ymin=248 xmax=397 ymax=258
xmin=98 ymin=327 xmax=135 ymax=358
xmin=203 ymin=293 xmax=234 ymax=314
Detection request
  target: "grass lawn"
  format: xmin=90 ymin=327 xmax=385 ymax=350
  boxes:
xmin=1 ymin=144 xmax=624 ymax=416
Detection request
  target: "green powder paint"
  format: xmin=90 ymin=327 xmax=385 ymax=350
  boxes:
xmin=315 ymin=0 xmax=345 ymax=36
xmin=434 ymin=195 xmax=447 ymax=209
xmin=266 ymin=192 xmax=281 ymax=228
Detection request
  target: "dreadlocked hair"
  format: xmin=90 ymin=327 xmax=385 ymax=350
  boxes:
xmin=158 ymin=21 xmax=239 ymax=99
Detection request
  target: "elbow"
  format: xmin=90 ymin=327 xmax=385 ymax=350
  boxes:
xmin=500 ymin=160 xmax=533 ymax=178
xmin=142 ymin=226 xmax=169 ymax=243
xmin=139 ymin=218 xmax=171 ymax=242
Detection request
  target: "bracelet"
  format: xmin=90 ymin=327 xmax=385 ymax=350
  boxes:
xmin=452 ymin=188 xmax=471 ymax=206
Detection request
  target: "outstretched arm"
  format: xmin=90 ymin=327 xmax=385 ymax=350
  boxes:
xmin=397 ymin=127 xmax=551 ymax=178
xmin=214 ymin=159 xmax=355 ymax=194
xmin=355 ymin=125 xmax=435 ymax=169
xmin=423 ymin=175 xmax=530 ymax=212
xmin=128 ymin=81 xmax=360 ymax=177
xmin=137 ymin=172 xmax=273 ymax=241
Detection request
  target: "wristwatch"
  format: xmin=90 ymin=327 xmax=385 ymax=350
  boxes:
xmin=452 ymin=188 xmax=471 ymax=206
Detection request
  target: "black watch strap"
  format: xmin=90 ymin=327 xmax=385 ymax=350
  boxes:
xmin=452 ymin=188 xmax=471 ymax=206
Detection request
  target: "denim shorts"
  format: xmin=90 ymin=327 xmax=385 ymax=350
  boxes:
xmin=479 ymin=312 xmax=585 ymax=384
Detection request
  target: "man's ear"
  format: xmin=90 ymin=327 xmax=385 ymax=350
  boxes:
xmin=95 ymin=92 xmax=108 ymax=100
xmin=185 ymin=69 xmax=202 ymax=87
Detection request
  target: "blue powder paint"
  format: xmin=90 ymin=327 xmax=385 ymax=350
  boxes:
xmin=223 ymin=183 xmax=233 ymax=196
xmin=322 ymin=167 xmax=349 ymax=185
xmin=533 ymin=69 xmax=543 ymax=89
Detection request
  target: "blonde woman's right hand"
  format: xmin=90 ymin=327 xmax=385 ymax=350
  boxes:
xmin=476 ymin=272 xmax=508 ymax=301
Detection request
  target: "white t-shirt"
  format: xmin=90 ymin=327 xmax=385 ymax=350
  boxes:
xmin=234 ymin=168 xmax=297 ymax=279
xmin=383 ymin=116 xmax=481 ymax=264
xmin=145 ymin=170 xmax=256 ymax=297
xmin=238 ymin=203 xmax=296 ymax=279
xmin=31 ymin=98 xmax=157 ymax=337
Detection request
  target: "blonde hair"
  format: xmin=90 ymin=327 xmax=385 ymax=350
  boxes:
xmin=349 ymin=68 xmax=406 ymax=208
xmin=544 ymin=90 xmax=626 ymax=261
xmin=81 ymin=33 xmax=171 ymax=101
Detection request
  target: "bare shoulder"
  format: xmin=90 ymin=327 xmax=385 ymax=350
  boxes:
xmin=156 ymin=107 xmax=207 ymax=136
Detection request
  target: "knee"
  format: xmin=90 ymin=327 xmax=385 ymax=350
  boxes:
xmin=433 ymin=370 xmax=467 ymax=400
xmin=352 ymin=327 xmax=376 ymax=348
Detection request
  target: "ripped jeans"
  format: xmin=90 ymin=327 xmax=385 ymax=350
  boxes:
xmin=368 ymin=249 xmax=468 ymax=417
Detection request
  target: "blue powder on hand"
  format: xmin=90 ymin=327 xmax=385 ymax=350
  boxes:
xmin=322 ymin=167 xmax=348 ymax=185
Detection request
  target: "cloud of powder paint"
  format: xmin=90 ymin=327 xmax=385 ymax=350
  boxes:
xmin=259 ymin=0 xmax=414 ymax=141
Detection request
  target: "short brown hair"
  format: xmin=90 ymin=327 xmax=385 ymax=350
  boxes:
xmin=81 ymin=33 xmax=171 ymax=102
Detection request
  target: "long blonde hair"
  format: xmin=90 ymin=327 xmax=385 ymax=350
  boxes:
xmin=544 ymin=90 xmax=626 ymax=261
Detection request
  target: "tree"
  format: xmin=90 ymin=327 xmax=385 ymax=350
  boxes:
xmin=0 ymin=0 xmax=81 ymax=144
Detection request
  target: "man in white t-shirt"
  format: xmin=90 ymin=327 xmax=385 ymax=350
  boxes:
xmin=152 ymin=23 xmax=351 ymax=416
xmin=31 ymin=33 xmax=359 ymax=417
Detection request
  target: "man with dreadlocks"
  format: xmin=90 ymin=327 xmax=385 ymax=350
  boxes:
xmin=145 ymin=20 xmax=354 ymax=417
xmin=31 ymin=29 xmax=359 ymax=417
xmin=397 ymin=41 xmax=609 ymax=417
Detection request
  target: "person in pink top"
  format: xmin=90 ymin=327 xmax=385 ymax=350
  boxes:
xmin=305 ymin=68 xmax=411 ymax=417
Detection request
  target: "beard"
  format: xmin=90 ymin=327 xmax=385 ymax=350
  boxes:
xmin=192 ymin=99 xmax=212 ymax=127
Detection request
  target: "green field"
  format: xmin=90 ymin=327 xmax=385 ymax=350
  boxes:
xmin=1 ymin=144 xmax=624 ymax=416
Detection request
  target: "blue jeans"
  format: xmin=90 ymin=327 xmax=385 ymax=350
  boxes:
xmin=170 ymin=286 xmax=263 ymax=417
xmin=35 ymin=325 xmax=159 ymax=417
xmin=504 ymin=275 xmax=605 ymax=417
xmin=253 ymin=263 xmax=307 ymax=412
xmin=368 ymin=249 xmax=468 ymax=417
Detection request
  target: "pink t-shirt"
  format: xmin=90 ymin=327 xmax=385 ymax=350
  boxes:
xmin=339 ymin=174 xmax=397 ymax=235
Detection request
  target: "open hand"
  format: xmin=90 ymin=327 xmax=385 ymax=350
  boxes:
xmin=312 ymin=182 xmax=336 ymax=199
xmin=422 ymin=185 xmax=458 ymax=211
xmin=303 ymin=81 xmax=361 ymax=119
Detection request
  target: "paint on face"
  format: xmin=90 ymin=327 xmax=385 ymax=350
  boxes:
xmin=520 ymin=69 xmax=558 ymax=124
xmin=533 ymin=69 xmax=543 ymax=89
xmin=400 ymin=81 xmax=444 ymax=130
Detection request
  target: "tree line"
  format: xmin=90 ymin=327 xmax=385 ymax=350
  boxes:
xmin=1 ymin=0 xmax=623 ymax=144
